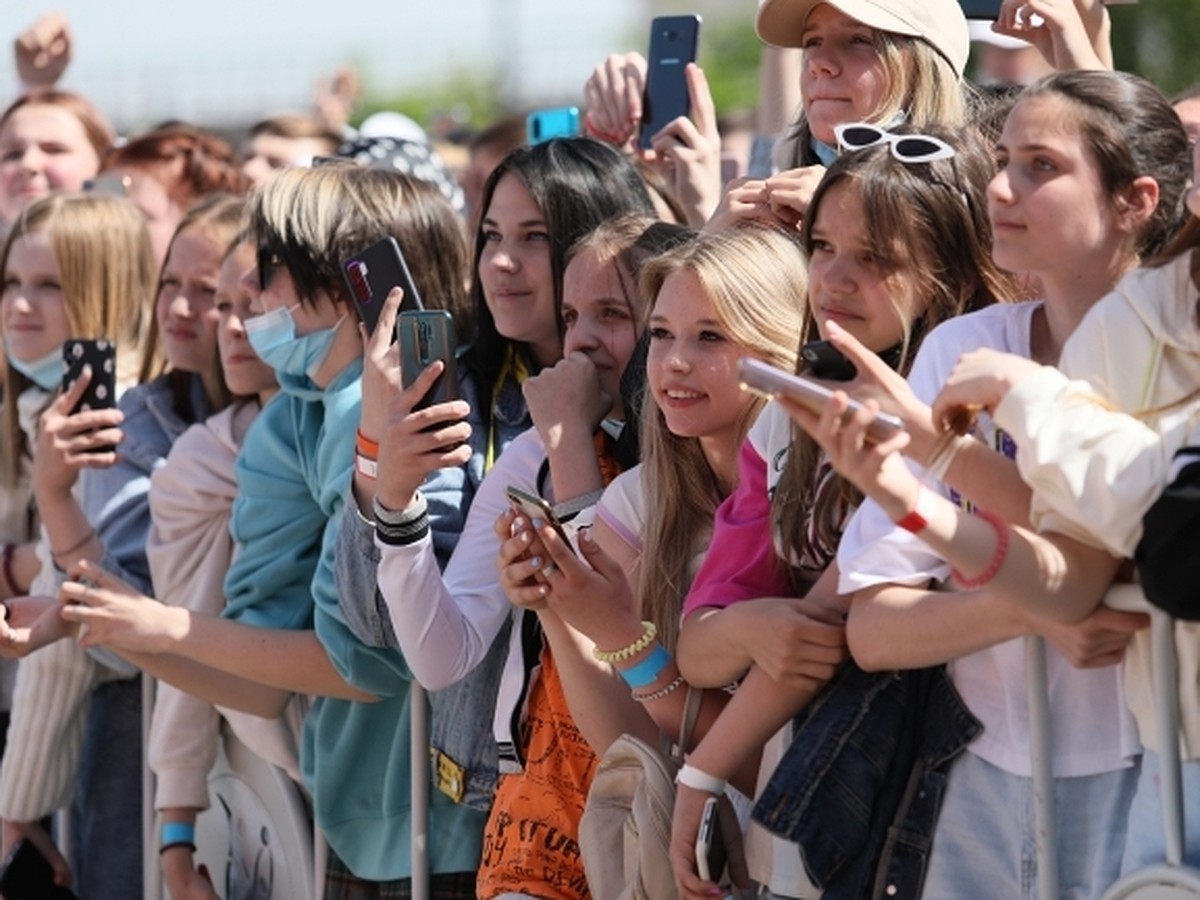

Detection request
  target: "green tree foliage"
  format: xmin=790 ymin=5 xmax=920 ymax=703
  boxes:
xmin=1109 ymin=1 xmax=1200 ymax=97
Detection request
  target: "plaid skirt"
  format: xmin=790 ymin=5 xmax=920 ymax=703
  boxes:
xmin=323 ymin=851 xmax=477 ymax=900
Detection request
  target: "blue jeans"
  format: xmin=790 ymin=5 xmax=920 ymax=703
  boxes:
xmin=1120 ymin=750 xmax=1200 ymax=873
xmin=922 ymin=751 xmax=1136 ymax=900
xmin=70 ymin=676 xmax=143 ymax=900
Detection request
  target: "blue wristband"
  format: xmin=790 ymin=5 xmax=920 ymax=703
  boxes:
xmin=618 ymin=644 xmax=672 ymax=689
xmin=161 ymin=822 xmax=196 ymax=849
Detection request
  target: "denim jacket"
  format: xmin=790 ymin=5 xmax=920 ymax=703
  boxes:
xmin=753 ymin=662 xmax=982 ymax=900
xmin=335 ymin=364 xmax=530 ymax=812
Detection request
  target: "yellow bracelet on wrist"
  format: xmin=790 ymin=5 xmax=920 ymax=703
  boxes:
xmin=593 ymin=620 xmax=657 ymax=663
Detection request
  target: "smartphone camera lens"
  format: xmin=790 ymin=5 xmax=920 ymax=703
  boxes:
xmin=347 ymin=262 xmax=371 ymax=303
xmin=665 ymin=28 xmax=677 ymax=39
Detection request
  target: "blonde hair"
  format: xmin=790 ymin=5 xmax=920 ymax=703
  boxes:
xmin=779 ymin=32 xmax=968 ymax=168
xmin=636 ymin=226 xmax=806 ymax=649
xmin=1 ymin=193 xmax=157 ymax=485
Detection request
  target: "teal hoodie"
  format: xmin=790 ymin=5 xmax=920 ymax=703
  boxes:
xmin=226 ymin=361 xmax=484 ymax=880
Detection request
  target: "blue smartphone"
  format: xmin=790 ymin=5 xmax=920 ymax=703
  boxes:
xmin=526 ymin=106 xmax=581 ymax=145
xmin=639 ymin=14 xmax=702 ymax=150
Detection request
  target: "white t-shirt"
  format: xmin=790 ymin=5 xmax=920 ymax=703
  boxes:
xmin=838 ymin=302 xmax=1141 ymax=778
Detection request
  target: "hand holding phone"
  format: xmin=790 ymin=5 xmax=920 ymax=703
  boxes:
xmin=342 ymin=235 xmax=424 ymax=335
xmin=639 ymin=14 xmax=702 ymax=150
xmin=505 ymin=485 xmax=575 ymax=555
xmin=397 ymin=310 xmax=457 ymax=411
xmin=737 ymin=357 xmax=904 ymax=443
xmin=695 ymin=795 xmax=722 ymax=884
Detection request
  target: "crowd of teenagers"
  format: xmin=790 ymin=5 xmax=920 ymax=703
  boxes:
xmin=2 ymin=0 xmax=1200 ymax=898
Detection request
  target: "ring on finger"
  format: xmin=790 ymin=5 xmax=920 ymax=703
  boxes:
xmin=540 ymin=562 xmax=558 ymax=579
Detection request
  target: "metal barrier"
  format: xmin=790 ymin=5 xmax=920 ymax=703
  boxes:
xmin=1025 ymin=585 xmax=1200 ymax=899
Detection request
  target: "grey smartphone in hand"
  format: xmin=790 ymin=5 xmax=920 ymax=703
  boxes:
xmin=397 ymin=310 xmax=458 ymax=411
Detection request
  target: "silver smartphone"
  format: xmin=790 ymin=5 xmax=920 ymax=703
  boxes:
xmin=695 ymin=795 xmax=720 ymax=883
xmin=737 ymin=357 xmax=905 ymax=443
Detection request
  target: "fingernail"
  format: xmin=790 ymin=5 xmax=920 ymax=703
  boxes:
xmin=520 ymin=530 xmax=532 ymax=544
xmin=528 ymin=556 xmax=543 ymax=570
xmin=578 ymin=526 xmax=594 ymax=545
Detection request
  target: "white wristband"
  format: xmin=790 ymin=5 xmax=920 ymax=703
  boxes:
xmin=676 ymin=762 xmax=727 ymax=795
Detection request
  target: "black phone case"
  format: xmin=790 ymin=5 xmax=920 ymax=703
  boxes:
xmin=397 ymin=310 xmax=458 ymax=411
xmin=0 ymin=838 xmax=78 ymax=899
xmin=62 ymin=339 xmax=117 ymax=415
xmin=958 ymin=0 xmax=1003 ymax=19
xmin=639 ymin=14 xmax=702 ymax=150
xmin=342 ymin=236 xmax=424 ymax=335
xmin=801 ymin=340 xmax=857 ymax=382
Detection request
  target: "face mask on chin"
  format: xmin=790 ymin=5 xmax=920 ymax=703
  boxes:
xmin=5 ymin=341 xmax=63 ymax=391
xmin=244 ymin=303 xmax=346 ymax=379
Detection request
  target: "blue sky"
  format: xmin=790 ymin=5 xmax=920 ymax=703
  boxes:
xmin=2 ymin=1 xmax=645 ymax=130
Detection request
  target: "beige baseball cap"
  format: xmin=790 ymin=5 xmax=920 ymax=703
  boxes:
xmin=756 ymin=0 xmax=971 ymax=78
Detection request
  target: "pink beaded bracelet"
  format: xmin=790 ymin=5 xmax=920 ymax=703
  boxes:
xmin=950 ymin=507 xmax=1010 ymax=590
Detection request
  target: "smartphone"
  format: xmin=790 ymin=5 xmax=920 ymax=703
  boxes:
xmin=342 ymin=236 xmax=424 ymax=335
xmin=0 ymin=838 xmax=78 ymax=899
xmin=801 ymin=340 xmax=857 ymax=382
xmin=527 ymin=106 xmax=581 ymax=145
xmin=397 ymin=309 xmax=457 ymax=411
xmin=737 ymin=357 xmax=904 ymax=443
xmin=639 ymin=14 xmax=702 ymax=150
xmin=62 ymin=339 xmax=116 ymax=415
xmin=82 ymin=173 xmax=131 ymax=196
xmin=960 ymin=0 xmax=1132 ymax=18
xmin=695 ymin=795 xmax=722 ymax=883
xmin=505 ymin=485 xmax=574 ymax=553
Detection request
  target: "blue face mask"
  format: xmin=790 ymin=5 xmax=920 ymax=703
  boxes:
xmin=244 ymin=303 xmax=345 ymax=379
xmin=5 ymin=342 xmax=63 ymax=391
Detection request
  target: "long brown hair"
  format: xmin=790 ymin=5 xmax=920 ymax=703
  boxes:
xmin=773 ymin=126 xmax=1012 ymax=590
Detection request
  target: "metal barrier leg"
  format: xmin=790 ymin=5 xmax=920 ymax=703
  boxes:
xmin=1026 ymin=635 xmax=1060 ymax=900
xmin=411 ymin=682 xmax=429 ymax=900
xmin=1152 ymin=610 xmax=1185 ymax=867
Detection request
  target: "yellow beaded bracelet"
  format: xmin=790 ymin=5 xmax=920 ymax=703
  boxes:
xmin=593 ymin=620 xmax=657 ymax=663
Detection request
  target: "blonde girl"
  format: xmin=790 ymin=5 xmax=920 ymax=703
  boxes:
xmin=0 ymin=194 xmax=243 ymax=896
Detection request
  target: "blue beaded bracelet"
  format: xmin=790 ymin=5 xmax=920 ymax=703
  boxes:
xmin=618 ymin=644 xmax=672 ymax=689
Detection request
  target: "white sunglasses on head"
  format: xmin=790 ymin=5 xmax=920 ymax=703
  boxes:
xmin=833 ymin=122 xmax=956 ymax=163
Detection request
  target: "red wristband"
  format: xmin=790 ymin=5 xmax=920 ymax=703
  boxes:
xmin=895 ymin=485 xmax=938 ymax=534
xmin=356 ymin=429 xmax=379 ymax=460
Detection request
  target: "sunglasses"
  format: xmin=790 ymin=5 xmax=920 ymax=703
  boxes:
xmin=256 ymin=245 xmax=285 ymax=291
xmin=833 ymin=123 xmax=956 ymax=163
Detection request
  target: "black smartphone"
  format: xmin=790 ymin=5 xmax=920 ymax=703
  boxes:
xmin=958 ymin=0 xmax=1002 ymax=18
xmin=62 ymin=339 xmax=116 ymax=415
xmin=801 ymin=340 xmax=857 ymax=382
xmin=0 ymin=838 xmax=78 ymax=899
xmin=342 ymin=236 xmax=424 ymax=335
xmin=639 ymin=14 xmax=702 ymax=151
xmin=527 ymin=106 xmax=581 ymax=145
xmin=961 ymin=0 xmax=1134 ymax=19
xmin=397 ymin=310 xmax=458 ymax=411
